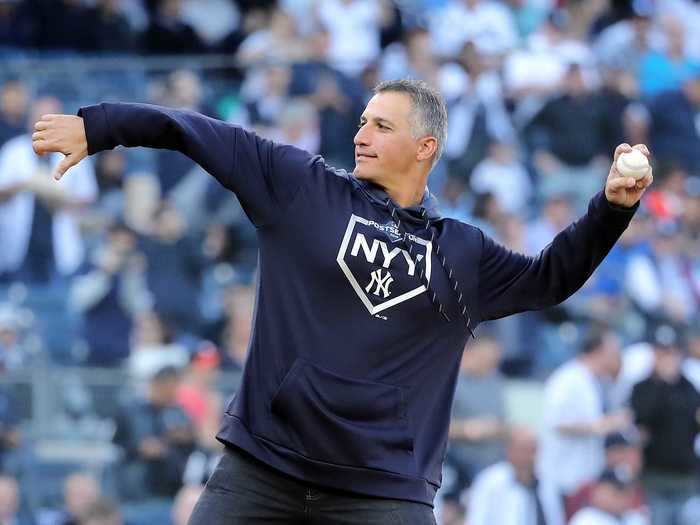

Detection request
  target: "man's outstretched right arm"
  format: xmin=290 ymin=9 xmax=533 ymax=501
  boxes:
xmin=33 ymin=103 xmax=314 ymax=227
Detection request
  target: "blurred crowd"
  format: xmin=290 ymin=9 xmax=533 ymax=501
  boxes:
xmin=1 ymin=0 xmax=700 ymax=524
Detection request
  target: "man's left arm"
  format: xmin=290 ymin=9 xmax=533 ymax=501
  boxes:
xmin=477 ymin=144 xmax=653 ymax=323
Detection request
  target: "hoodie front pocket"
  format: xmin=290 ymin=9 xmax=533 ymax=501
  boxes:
xmin=270 ymin=359 xmax=414 ymax=474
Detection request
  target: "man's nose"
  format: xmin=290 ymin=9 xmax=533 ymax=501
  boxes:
xmin=354 ymin=125 xmax=369 ymax=146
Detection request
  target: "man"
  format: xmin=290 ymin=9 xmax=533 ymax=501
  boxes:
xmin=536 ymin=327 xmax=632 ymax=523
xmin=37 ymin=471 xmax=101 ymax=525
xmin=446 ymin=335 xmax=507 ymax=495
xmin=467 ymin=427 xmax=555 ymax=525
xmin=565 ymin=431 xmax=646 ymax=521
xmin=32 ymin=79 xmax=652 ymax=523
xmin=70 ymin=220 xmax=150 ymax=367
xmin=0 ymin=96 xmax=97 ymax=284
xmin=630 ymin=325 xmax=700 ymax=525
xmin=569 ymin=467 xmax=649 ymax=525
xmin=647 ymin=69 xmax=700 ymax=173
xmin=113 ymin=366 xmax=195 ymax=502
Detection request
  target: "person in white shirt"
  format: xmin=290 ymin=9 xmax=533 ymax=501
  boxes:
xmin=570 ymin=467 xmax=650 ymax=525
xmin=316 ymin=0 xmax=384 ymax=77
xmin=468 ymin=426 xmax=555 ymax=525
xmin=0 ymin=97 xmax=97 ymax=284
xmin=430 ymin=0 xmax=519 ymax=59
xmin=536 ymin=327 xmax=632 ymax=522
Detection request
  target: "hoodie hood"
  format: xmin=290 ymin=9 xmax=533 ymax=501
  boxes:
xmin=351 ymin=177 xmax=442 ymax=223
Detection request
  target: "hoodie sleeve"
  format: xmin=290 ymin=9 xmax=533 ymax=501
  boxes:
xmin=78 ymin=102 xmax=314 ymax=227
xmin=476 ymin=191 xmax=637 ymax=322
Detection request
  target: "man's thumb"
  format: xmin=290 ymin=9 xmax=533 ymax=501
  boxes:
xmin=54 ymin=154 xmax=77 ymax=181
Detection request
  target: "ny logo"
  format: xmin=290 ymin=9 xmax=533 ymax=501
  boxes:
xmin=337 ymin=214 xmax=432 ymax=316
xmin=365 ymin=269 xmax=394 ymax=298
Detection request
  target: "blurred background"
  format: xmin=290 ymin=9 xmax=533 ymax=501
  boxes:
xmin=0 ymin=0 xmax=700 ymax=524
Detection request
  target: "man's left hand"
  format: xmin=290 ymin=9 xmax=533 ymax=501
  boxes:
xmin=605 ymin=143 xmax=654 ymax=208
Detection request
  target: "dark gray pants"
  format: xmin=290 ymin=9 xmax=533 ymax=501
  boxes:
xmin=188 ymin=447 xmax=437 ymax=524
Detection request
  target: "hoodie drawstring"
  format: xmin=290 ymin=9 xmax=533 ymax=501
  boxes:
xmin=384 ymin=199 xmax=475 ymax=339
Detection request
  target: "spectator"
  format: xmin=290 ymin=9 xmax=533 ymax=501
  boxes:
xmin=84 ymin=150 xmax=129 ymax=235
xmin=179 ymin=0 xmax=238 ymax=49
xmin=70 ymin=221 xmax=150 ymax=367
xmin=61 ymin=473 xmax=101 ymax=525
xmin=139 ymin=201 xmax=204 ymax=336
xmin=503 ymin=8 xmax=594 ymax=129
xmin=526 ymin=61 xmax=609 ymax=211
xmin=113 ymin=366 xmax=195 ymax=501
xmin=288 ymin=28 xmax=365 ymax=170
xmin=79 ymin=497 xmax=122 ymax=525
xmin=34 ymin=0 xmax=95 ymax=51
xmin=0 ymin=476 xmax=32 ymax=525
xmin=444 ymin=44 xmax=515 ymax=182
xmin=0 ymin=97 xmax=97 ymax=285
xmin=638 ymin=16 xmax=699 ymax=98
xmin=267 ymin=98 xmax=320 ymax=154
xmin=647 ymin=70 xmax=700 ymax=172
xmin=566 ymin=430 xmax=647 ymax=521
xmin=38 ymin=472 xmax=101 ymax=525
xmin=430 ymin=0 xmax=519 ymax=59
xmin=436 ymin=176 xmax=470 ymax=223
xmin=128 ymin=311 xmax=189 ymax=383
xmin=468 ymin=427 xmax=557 ymax=525
xmin=593 ymin=0 xmax=654 ymax=76
xmin=623 ymin=220 xmax=697 ymax=325
xmin=316 ymin=0 xmax=386 ymax=77
xmin=218 ymin=285 xmax=255 ymax=371
xmin=598 ymin=64 xmax=645 ymax=156
xmin=569 ymin=467 xmax=650 ymax=525
xmin=446 ymin=335 xmax=507 ymax=497
xmin=630 ymin=324 xmax=700 ymax=525
xmin=379 ymin=28 xmax=439 ymax=85
xmin=0 ymin=0 xmax=34 ymax=48
xmin=235 ymin=7 xmax=308 ymax=68
xmin=0 ymin=80 xmax=28 ymax=147
xmin=176 ymin=345 xmax=223 ymax=453
xmin=526 ymin=192 xmax=574 ymax=254
xmin=143 ymin=0 xmax=205 ymax=54
xmin=171 ymin=484 xmax=204 ymax=525
xmin=85 ymin=0 xmax=135 ymax=52
xmin=470 ymin=140 xmax=532 ymax=215
xmin=154 ymin=69 xmax=210 ymax=196
xmin=537 ymin=327 xmax=631 ymax=521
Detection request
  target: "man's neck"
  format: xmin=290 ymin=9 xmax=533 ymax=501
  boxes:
xmin=382 ymin=179 xmax=427 ymax=208
xmin=579 ymin=355 xmax=603 ymax=377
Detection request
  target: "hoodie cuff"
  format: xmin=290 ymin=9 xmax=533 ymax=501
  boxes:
xmin=590 ymin=190 xmax=639 ymax=229
xmin=77 ymin=104 xmax=114 ymax=155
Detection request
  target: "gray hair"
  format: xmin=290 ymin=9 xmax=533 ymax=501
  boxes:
xmin=374 ymin=79 xmax=448 ymax=167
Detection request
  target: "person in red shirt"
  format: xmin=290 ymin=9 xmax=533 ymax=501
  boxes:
xmin=566 ymin=430 xmax=647 ymax=521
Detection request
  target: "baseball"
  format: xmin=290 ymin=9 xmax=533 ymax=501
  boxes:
xmin=616 ymin=149 xmax=650 ymax=180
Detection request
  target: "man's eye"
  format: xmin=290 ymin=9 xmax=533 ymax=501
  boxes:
xmin=377 ymin=123 xmax=387 ymax=130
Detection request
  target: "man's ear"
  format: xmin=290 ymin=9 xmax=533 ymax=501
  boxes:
xmin=417 ymin=136 xmax=438 ymax=163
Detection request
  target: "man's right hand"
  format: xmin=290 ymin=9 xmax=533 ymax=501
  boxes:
xmin=32 ymin=114 xmax=88 ymax=181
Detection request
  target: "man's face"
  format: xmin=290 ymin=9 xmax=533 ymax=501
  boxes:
xmin=607 ymin=445 xmax=643 ymax=477
xmin=507 ymin=430 xmax=537 ymax=473
xmin=353 ymin=92 xmax=423 ymax=187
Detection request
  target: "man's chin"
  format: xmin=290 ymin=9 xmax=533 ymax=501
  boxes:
xmin=353 ymin=166 xmax=373 ymax=180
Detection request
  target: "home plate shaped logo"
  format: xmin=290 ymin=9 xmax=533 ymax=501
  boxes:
xmin=336 ymin=214 xmax=432 ymax=315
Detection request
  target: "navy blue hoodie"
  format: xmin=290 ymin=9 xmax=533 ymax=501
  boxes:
xmin=78 ymin=103 xmax=638 ymax=505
